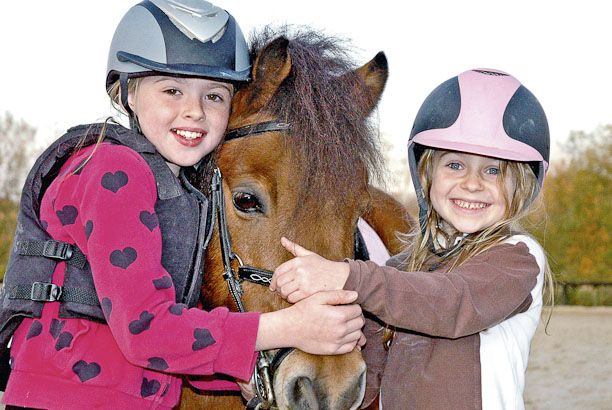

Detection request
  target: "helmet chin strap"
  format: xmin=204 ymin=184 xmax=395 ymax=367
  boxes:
xmin=119 ymin=73 xmax=138 ymax=131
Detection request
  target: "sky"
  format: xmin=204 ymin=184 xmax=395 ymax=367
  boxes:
xmin=2 ymin=0 xmax=611 ymax=171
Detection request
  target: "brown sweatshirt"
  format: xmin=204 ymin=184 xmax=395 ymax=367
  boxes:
xmin=345 ymin=239 xmax=541 ymax=410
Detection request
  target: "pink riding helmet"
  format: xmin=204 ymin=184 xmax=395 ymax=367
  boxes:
xmin=407 ymin=68 xmax=550 ymax=224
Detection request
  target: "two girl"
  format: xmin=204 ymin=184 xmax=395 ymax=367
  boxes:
xmin=0 ymin=1 xmax=364 ymax=408
xmin=271 ymin=68 xmax=553 ymax=409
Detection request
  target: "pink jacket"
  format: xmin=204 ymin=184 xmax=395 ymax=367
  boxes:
xmin=3 ymin=143 xmax=259 ymax=409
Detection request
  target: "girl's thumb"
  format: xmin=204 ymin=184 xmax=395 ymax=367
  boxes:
xmin=280 ymin=236 xmax=314 ymax=257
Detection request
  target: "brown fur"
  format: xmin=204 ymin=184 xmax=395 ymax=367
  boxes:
xmin=177 ymin=27 xmax=414 ymax=410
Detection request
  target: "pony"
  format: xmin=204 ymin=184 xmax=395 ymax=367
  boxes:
xmin=178 ymin=27 xmax=414 ymax=410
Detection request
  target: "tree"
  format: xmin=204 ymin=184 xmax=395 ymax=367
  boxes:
xmin=0 ymin=112 xmax=38 ymax=201
xmin=0 ymin=112 xmax=39 ymax=279
xmin=526 ymin=125 xmax=612 ymax=284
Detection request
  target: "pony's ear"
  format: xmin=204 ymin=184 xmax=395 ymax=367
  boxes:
xmin=235 ymin=36 xmax=292 ymax=114
xmin=353 ymin=51 xmax=389 ymax=113
xmin=253 ymin=36 xmax=292 ymax=84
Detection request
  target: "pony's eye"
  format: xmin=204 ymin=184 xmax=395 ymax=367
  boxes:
xmin=232 ymin=192 xmax=263 ymax=213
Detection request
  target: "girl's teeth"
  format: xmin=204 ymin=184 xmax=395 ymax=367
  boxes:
xmin=454 ymin=199 xmax=487 ymax=209
xmin=174 ymin=129 xmax=202 ymax=140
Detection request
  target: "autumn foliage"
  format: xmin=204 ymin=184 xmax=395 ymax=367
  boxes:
xmin=527 ymin=126 xmax=612 ymax=281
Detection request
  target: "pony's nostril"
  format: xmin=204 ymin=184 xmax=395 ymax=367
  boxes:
xmin=338 ymin=367 xmax=367 ymax=410
xmin=355 ymin=367 xmax=367 ymax=407
xmin=287 ymin=376 xmax=321 ymax=410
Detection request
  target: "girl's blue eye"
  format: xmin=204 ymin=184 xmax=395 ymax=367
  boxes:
xmin=486 ymin=167 xmax=500 ymax=175
xmin=448 ymin=162 xmax=463 ymax=170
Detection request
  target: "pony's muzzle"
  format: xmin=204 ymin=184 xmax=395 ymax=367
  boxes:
xmin=274 ymin=350 xmax=366 ymax=410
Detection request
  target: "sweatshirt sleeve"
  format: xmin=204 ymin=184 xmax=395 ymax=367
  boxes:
xmin=359 ymin=313 xmax=387 ymax=408
xmin=344 ymin=241 xmax=539 ymax=339
xmin=53 ymin=144 xmax=259 ymax=380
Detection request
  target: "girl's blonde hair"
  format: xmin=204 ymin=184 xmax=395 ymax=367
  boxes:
xmin=405 ymin=148 xmax=554 ymax=308
xmin=107 ymin=77 xmax=141 ymax=116
xmin=69 ymin=78 xmax=142 ymax=175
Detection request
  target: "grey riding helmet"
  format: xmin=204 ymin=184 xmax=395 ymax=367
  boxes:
xmin=106 ymin=0 xmax=251 ymax=110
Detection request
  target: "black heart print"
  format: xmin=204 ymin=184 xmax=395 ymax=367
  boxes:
xmin=141 ymin=377 xmax=161 ymax=398
xmin=129 ymin=311 xmax=154 ymax=335
xmin=26 ymin=321 xmax=43 ymax=340
xmin=72 ymin=360 xmax=101 ymax=382
xmin=56 ymin=205 xmax=78 ymax=226
xmin=192 ymin=328 xmax=215 ymax=351
xmin=102 ymin=297 xmax=112 ymax=319
xmin=153 ymin=276 xmax=172 ymax=290
xmin=84 ymin=220 xmax=94 ymax=240
xmin=110 ymin=247 xmax=137 ymax=269
xmin=55 ymin=331 xmax=73 ymax=351
xmin=101 ymin=171 xmax=128 ymax=193
xmin=147 ymin=357 xmax=169 ymax=371
xmin=139 ymin=211 xmax=158 ymax=232
xmin=50 ymin=319 xmax=66 ymax=339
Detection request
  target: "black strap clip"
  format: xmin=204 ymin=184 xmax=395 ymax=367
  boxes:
xmin=30 ymin=281 xmax=63 ymax=302
xmin=42 ymin=240 xmax=73 ymax=261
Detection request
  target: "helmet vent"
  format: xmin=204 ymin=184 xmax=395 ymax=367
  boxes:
xmin=473 ymin=69 xmax=508 ymax=77
xmin=210 ymin=24 xmax=226 ymax=43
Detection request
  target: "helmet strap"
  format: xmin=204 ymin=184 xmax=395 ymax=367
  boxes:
xmin=120 ymin=73 xmax=141 ymax=133
xmin=120 ymin=73 xmax=133 ymax=118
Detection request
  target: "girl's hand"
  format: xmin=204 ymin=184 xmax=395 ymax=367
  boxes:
xmin=270 ymin=237 xmax=350 ymax=303
xmin=257 ymin=290 xmax=365 ymax=355
xmin=236 ymin=375 xmax=256 ymax=402
xmin=286 ymin=290 xmax=365 ymax=355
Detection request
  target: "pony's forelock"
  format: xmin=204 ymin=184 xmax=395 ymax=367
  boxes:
xmin=249 ymin=26 xmax=384 ymax=215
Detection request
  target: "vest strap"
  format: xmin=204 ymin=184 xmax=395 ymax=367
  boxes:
xmin=7 ymin=282 xmax=100 ymax=306
xmin=17 ymin=240 xmax=87 ymax=269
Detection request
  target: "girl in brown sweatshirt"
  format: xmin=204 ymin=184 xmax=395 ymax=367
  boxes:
xmin=271 ymin=68 xmax=553 ymax=410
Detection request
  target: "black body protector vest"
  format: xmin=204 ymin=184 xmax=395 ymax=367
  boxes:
xmin=0 ymin=123 xmax=209 ymax=353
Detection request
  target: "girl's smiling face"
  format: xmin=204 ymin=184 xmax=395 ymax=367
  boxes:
xmin=430 ymin=150 xmax=515 ymax=235
xmin=128 ymin=75 xmax=232 ymax=167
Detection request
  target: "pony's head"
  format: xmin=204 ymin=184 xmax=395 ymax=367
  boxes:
xmin=201 ymin=27 xmax=388 ymax=410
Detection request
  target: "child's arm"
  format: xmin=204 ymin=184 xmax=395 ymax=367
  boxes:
xmin=270 ymin=237 xmax=350 ymax=303
xmin=272 ymin=237 xmax=541 ymax=339
xmin=344 ymin=241 xmax=541 ymax=338
xmin=257 ymin=290 xmax=365 ymax=354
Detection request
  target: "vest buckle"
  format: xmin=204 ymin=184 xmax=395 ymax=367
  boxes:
xmin=30 ymin=282 xmax=63 ymax=302
xmin=43 ymin=240 xmax=73 ymax=261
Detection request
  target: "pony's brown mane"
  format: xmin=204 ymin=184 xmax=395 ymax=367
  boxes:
xmin=248 ymin=26 xmax=384 ymax=214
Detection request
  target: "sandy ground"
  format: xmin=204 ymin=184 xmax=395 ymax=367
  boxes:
xmin=0 ymin=306 xmax=610 ymax=409
xmin=524 ymin=306 xmax=612 ymax=410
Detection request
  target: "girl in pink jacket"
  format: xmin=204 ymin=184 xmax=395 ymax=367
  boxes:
xmin=0 ymin=1 xmax=364 ymax=409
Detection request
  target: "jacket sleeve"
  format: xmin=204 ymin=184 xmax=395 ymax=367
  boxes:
xmin=54 ymin=144 xmax=258 ymax=380
xmin=359 ymin=313 xmax=387 ymax=408
xmin=344 ymin=242 xmax=540 ymax=339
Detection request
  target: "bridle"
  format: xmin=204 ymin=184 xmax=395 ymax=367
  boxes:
xmin=212 ymin=121 xmax=294 ymax=410
xmin=201 ymin=120 xmax=369 ymax=410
